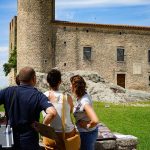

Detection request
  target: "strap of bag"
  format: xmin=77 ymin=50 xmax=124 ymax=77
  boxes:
xmin=6 ymin=88 xmax=16 ymax=126
xmin=61 ymin=93 xmax=66 ymax=140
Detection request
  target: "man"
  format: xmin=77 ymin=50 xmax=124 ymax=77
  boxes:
xmin=0 ymin=67 xmax=57 ymax=150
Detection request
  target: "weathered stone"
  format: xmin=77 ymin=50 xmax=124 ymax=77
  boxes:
xmin=36 ymin=71 xmax=150 ymax=103
xmin=95 ymin=140 xmax=116 ymax=150
xmin=114 ymin=133 xmax=138 ymax=150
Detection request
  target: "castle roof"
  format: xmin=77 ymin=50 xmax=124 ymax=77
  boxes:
xmin=53 ymin=20 xmax=150 ymax=31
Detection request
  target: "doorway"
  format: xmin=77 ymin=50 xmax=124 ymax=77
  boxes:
xmin=117 ymin=74 xmax=125 ymax=88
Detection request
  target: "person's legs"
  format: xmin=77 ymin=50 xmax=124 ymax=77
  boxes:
xmin=80 ymin=128 xmax=98 ymax=150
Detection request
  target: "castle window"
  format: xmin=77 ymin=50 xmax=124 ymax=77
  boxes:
xmin=148 ymin=50 xmax=150 ymax=62
xmin=83 ymin=47 xmax=91 ymax=60
xmin=11 ymin=43 xmax=12 ymax=50
xmin=10 ymin=23 xmax=11 ymax=30
xmin=149 ymin=76 xmax=150 ymax=86
xmin=117 ymin=48 xmax=124 ymax=61
xmin=44 ymin=59 xmax=47 ymax=64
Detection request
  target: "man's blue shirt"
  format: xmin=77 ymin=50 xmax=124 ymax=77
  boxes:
xmin=0 ymin=84 xmax=53 ymax=149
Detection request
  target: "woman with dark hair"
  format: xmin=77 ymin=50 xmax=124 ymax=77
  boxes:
xmin=42 ymin=69 xmax=76 ymax=150
xmin=70 ymin=75 xmax=99 ymax=150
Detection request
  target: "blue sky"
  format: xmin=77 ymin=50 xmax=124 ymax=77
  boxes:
xmin=1 ymin=0 xmax=150 ymax=87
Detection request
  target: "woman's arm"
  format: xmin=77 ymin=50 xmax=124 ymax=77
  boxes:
xmin=79 ymin=104 xmax=99 ymax=129
xmin=84 ymin=104 xmax=99 ymax=128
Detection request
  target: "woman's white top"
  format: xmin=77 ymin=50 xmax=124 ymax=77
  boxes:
xmin=73 ymin=93 xmax=97 ymax=132
xmin=43 ymin=91 xmax=74 ymax=133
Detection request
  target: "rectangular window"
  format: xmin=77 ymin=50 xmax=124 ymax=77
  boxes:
xmin=148 ymin=50 xmax=150 ymax=62
xmin=117 ymin=48 xmax=124 ymax=61
xmin=83 ymin=47 xmax=91 ymax=60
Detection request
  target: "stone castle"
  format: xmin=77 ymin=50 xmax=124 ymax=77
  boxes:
xmin=9 ymin=0 xmax=150 ymax=91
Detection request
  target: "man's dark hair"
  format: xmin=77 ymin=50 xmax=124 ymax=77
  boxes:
xmin=19 ymin=67 xmax=35 ymax=82
xmin=47 ymin=69 xmax=61 ymax=89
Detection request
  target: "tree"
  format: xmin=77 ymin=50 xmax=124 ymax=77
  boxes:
xmin=3 ymin=48 xmax=17 ymax=76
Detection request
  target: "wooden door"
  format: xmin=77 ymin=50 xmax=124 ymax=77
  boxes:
xmin=117 ymin=74 xmax=125 ymax=88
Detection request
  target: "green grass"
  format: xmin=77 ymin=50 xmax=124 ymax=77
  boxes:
xmin=0 ymin=105 xmax=4 ymax=111
xmin=94 ymin=101 xmax=150 ymax=150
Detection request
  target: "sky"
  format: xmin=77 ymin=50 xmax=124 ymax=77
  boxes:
xmin=1 ymin=0 xmax=150 ymax=87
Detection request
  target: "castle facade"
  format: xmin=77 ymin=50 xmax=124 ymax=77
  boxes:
xmin=9 ymin=0 xmax=150 ymax=91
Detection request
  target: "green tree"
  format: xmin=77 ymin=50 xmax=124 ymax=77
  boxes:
xmin=3 ymin=48 xmax=17 ymax=76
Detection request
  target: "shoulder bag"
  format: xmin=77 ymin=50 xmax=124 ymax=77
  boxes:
xmin=62 ymin=93 xmax=81 ymax=150
xmin=0 ymin=89 xmax=16 ymax=148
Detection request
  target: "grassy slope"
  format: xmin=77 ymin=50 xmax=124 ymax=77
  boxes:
xmin=94 ymin=102 xmax=150 ymax=150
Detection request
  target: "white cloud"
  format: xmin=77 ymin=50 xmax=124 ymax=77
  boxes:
xmin=0 ymin=46 xmax=8 ymax=52
xmin=56 ymin=0 xmax=150 ymax=9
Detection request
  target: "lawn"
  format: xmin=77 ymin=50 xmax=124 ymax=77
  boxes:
xmin=94 ymin=101 xmax=150 ymax=150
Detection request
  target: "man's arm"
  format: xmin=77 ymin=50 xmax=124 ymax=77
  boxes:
xmin=43 ymin=106 xmax=57 ymax=125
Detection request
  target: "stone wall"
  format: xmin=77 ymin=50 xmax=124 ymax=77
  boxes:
xmin=9 ymin=16 xmax=17 ymax=54
xmin=54 ymin=23 xmax=150 ymax=91
xmin=17 ymin=0 xmax=55 ymax=73
xmin=9 ymin=16 xmax=17 ymax=85
xmin=11 ymin=0 xmax=150 ymax=91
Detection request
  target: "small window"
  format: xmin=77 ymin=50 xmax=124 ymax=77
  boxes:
xmin=83 ymin=47 xmax=91 ymax=60
xmin=11 ymin=43 xmax=12 ymax=50
xmin=149 ymin=76 xmax=150 ymax=85
xmin=117 ymin=48 xmax=124 ymax=61
xmin=148 ymin=50 xmax=150 ymax=62
xmin=44 ymin=59 xmax=47 ymax=64
xmin=10 ymin=23 xmax=11 ymax=30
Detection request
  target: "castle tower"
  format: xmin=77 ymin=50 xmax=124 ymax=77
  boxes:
xmin=17 ymin=0 xmax=55 ymax=72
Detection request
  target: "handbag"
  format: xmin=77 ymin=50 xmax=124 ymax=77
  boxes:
xmin=32 ymin=121 xmax=58 ymax=150
xmin=61 ymin=94 xmax=81 ymax=150
xmin=0 ymin=90 xmax=16 ymax=148
xmin=32 ymin=121 xmax=57 ymax=140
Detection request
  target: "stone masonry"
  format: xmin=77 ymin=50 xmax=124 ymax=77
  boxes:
xmin=53 ymin=23 xmax=150 ymax=91
xmin=9 ymin=0 xmax=150 ymax=92
xmin=17 ymin=0 xmax=55 ymax=73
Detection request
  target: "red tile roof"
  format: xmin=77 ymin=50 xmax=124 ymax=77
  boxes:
xmin=53 ymin=20 xmax=150 ymax=31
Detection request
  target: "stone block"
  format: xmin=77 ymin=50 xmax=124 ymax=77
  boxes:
xmin=95 ymin=140 xmax=117 ymax=150
xmin=114 ymin=133 xmax=138 ymax=150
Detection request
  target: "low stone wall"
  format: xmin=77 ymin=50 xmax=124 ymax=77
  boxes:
xmin=95 ymin=123 xmax=138 ymax=150
xmin=95 ymin=133 xmax=138 ymax=150
xmin=39 ymin=122 xmax=138 ymax=150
